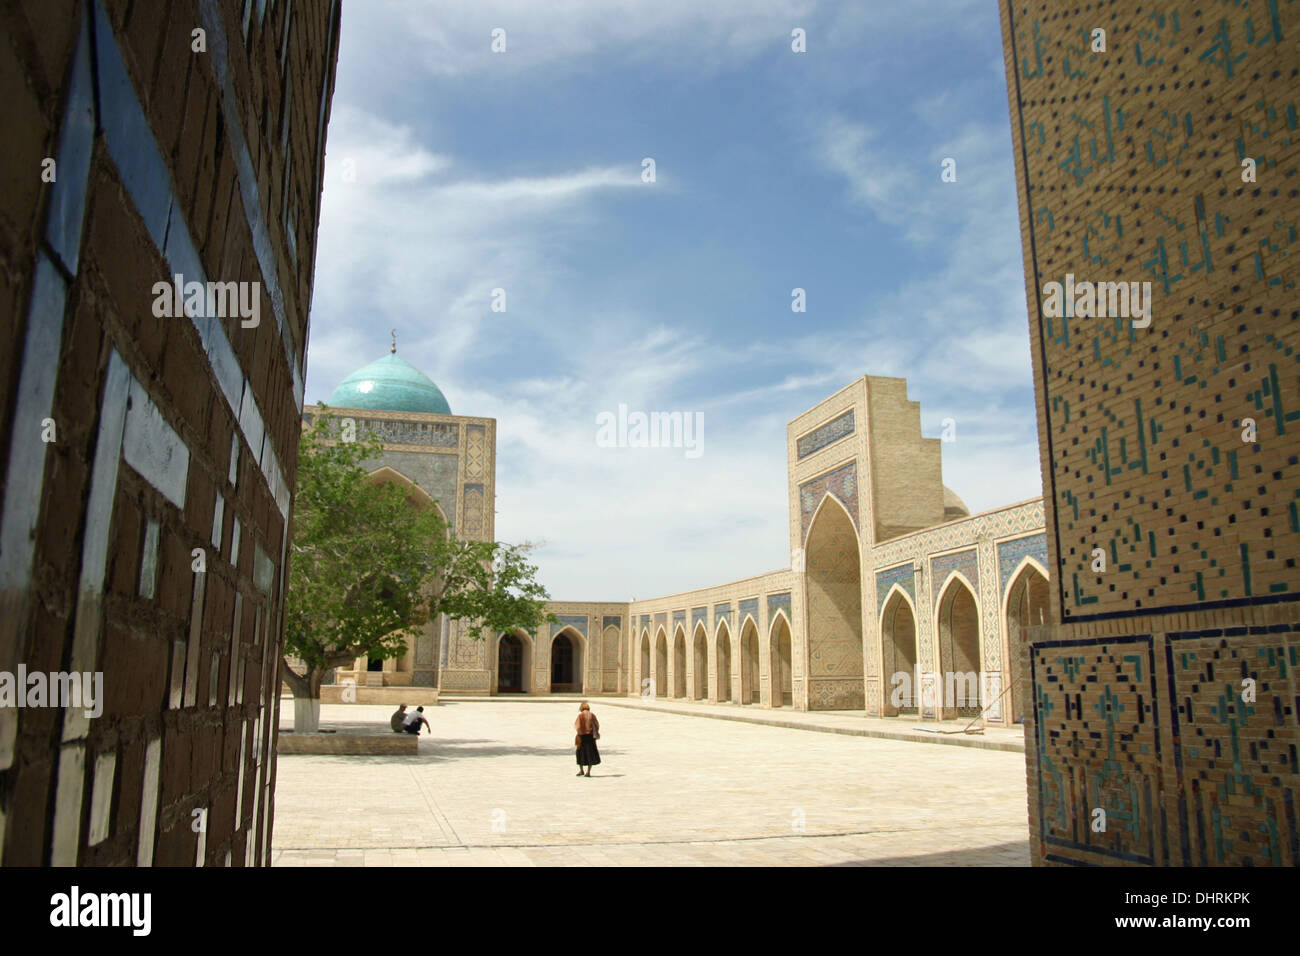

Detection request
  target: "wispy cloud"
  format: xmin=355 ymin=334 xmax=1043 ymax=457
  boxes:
xmin=305 ymin=0 xmax=1042 ymax=600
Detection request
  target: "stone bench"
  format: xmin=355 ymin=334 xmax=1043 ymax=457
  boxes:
xmin=276 ymin=731 xmax=419 ymax=755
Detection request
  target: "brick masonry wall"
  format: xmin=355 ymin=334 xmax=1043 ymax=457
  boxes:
xmin=1000 ymin=0 xmax=1299 ymax=865
xmin=0 ymin=0 xmax=338 ymax=865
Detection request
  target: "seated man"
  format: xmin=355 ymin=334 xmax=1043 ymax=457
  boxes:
xmin=389 ymin=704 xmax=408 ymax=733
xmin=403 ymin=706 xmax=431 ymax=735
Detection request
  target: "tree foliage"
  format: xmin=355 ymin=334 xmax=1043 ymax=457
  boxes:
xmin=282 ymin=409 xmax=553 ymax=703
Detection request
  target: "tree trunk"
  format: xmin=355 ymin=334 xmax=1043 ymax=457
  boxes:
xmin=281 ymin=661 xmax=327 ymax=733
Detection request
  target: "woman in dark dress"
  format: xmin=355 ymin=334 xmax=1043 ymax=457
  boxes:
xmin=574 ymin=701 xmax=600 ymax=776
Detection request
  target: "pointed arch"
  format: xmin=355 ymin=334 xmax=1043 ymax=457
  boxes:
xmin=768 ymin=612 xmax=793 ymax=707
xmin=654 ymin=626 xmax=668 ymax=700
xmin=639 ymin=629 xmax=651 ymax=697
xmin=691 ymin=621 xmax=708 ymax=700
xmin=672 ymin=624 xmax=687 ymax=699
xmin=879 ymin=585 xmax=919 ymax=716
xmin=602 ymin=625 xmax=621 ymax=693
xmin=739 ymin=616 xmax=760 ymax=704
xmin=803 ymin=490 xmax=857 ymax=549
xmin=714 ymin=618 xmax=733 ymax=703
xmin=804 ymin=491 xmax=864 ymax=710
xmin=1004 ymin=558 xmax=1050 ymax=725
xmin=364 ymin=466 xmax=449 ymax=524
xmin=549 ymin=626 xmax=585 ymax=693
xmin=934 ymin=573 xmax=981 ymax=718
xmin=494 ymin=629 xmax=532 ymax=694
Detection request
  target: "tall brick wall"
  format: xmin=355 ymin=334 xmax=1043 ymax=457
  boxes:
xmin=1000 ymin=0 xmax=1299 ymax=865
xmin=0 ymin=0 xmax=339 ymax=865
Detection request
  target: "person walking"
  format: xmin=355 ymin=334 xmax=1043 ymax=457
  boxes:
xmin=574 ymin=701 xmax=600 ymax=776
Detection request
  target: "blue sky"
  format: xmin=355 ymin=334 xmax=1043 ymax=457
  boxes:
xmin=304 ymin=0 xmax=1043 ymax=601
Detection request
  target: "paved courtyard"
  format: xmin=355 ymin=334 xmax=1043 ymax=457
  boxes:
xmin=271 ymin=700 xmax=1030 ymax=866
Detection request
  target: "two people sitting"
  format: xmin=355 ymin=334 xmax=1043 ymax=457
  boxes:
xmin=390 ymin=703 xmax=431 ymax=735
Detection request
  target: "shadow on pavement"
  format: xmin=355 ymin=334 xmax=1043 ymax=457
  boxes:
xmin=824 ymin=841 xmax=1029 ymax=867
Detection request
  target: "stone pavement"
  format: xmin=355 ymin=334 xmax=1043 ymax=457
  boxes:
xmin=597 ymin=695 xmax=1026 ymax=751
xmin=271 ymin=700 xmax=1031 ymax=866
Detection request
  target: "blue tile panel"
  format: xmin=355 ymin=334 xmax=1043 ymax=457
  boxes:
xmin=602 ymin=616 xmax=621 ymax=630
xmin=713 ymin=604 xmax=732 ymax=630
xmin=44 ymin=11 xmax=95 ymax=275
xmin=691 ymin=607 xmax=707 ymax=633
xmin=91 ymin=0 xmax=292 ymax=520
xmin=672 ymin=610 xmax=686 ymax=632
xmin=738 ymin=597 xmax=759 ymax=627
xmin=998 ymin=534 xmax=1049 ymax=592
xmin=799 ymin=462 xmax=859 ymax=541
xmin=797 ymin=409 xmax=854 ymax=460
xmin=932 ymin=549 xmax=979 ymax=594
xmin=875 ymin=563 xmax=917 ymax=607
xmin=554 ymin=615 xmax=588 ymax=638
xmin=766 ymin=592 xmax=791 ymax=625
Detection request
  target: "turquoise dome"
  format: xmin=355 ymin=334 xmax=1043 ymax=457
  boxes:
xmin=327 ymin=353 xmax=452 ymax=415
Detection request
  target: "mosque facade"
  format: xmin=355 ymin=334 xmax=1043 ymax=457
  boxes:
xmin=316 ymin=355 xmax=1048 ymax=726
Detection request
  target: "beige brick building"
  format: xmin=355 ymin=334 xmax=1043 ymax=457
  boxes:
xmin=0 ymin=0 xmax=339 ymax=865
xmin=333 ymin=355 xmax=1052 ymax=729
xmin=999 ymin=0 xmax=1299 ymax=865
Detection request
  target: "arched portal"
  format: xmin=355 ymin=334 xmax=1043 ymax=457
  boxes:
xmin=716 ymin=621 xmax=733 ymax=703
xmin=804 ymin=495 xmax=864 ymax=710
xmin=550 ymin=629 xmax=584 ymax=693
xmin=654 ymin=628 xmax=668 ymax=699
xmin=936 ymin=576 xmax=981 ymax=718
xmin=672 ymin=626 xmax=687 ymax=699
xmin=602 ymin=625 xmax=620 ymax=693
xmin=740 ymin=618 xmax=760 ymax=704
xmin=639 ymin=631 xmax=650 ymax=695
xmin=692 ymin=624 xmax=708 ymax=700
xmin=496 ymin=631 xmax=531 ymax=694
xmin=769 ymin=613 xmax=793 ymax=707
xmin=880 ymin=588 xmax=918 ymax=716
xmin=1004 ymin=561 xmax=1050 ymax=723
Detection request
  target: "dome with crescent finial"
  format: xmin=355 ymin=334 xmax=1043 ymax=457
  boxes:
xmin=327 ymin=351 xmax=452 ymax=415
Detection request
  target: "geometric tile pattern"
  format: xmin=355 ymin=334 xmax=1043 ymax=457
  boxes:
xmin=997 ymin=534 xmax=1049 ymax=593
xmin=691 ymin=607 xmax=708 ymax=634
xmin=1166 ymin=630 xmax=1299 ymax=866
xmin=1005 ymin=0 xmax=1300 ymax=622
xmin=932 ymin=549 xmax=979 ymax=596
xmin=875 ymin=562 xmax=917 ymax=608
xmin=1032 ymin=636 xmax=1161 ymax=864
xmin=796 ymin=409 xmax=855 ymax=460
xmin=766 ymin=592 xmax=791 ymax=626
xmin=799 ymin=462 xmax=859 ymax=542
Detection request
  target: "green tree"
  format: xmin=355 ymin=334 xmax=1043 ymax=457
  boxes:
xmin=282 ymin=410 xmax=553 ymax=731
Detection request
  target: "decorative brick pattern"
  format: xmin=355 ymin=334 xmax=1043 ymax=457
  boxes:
xmin=0 ymin=0 xmax=340 ymax=866
xmin=798 ymin=462 xmax=859 ymax=543
xmin=1001 ymin=0 xmax=1300 ymax=867
xmin=1031 ymin=637 xmax=1161 ymax=864
xmin=796 ymin=409 xmax=855 ymax=460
